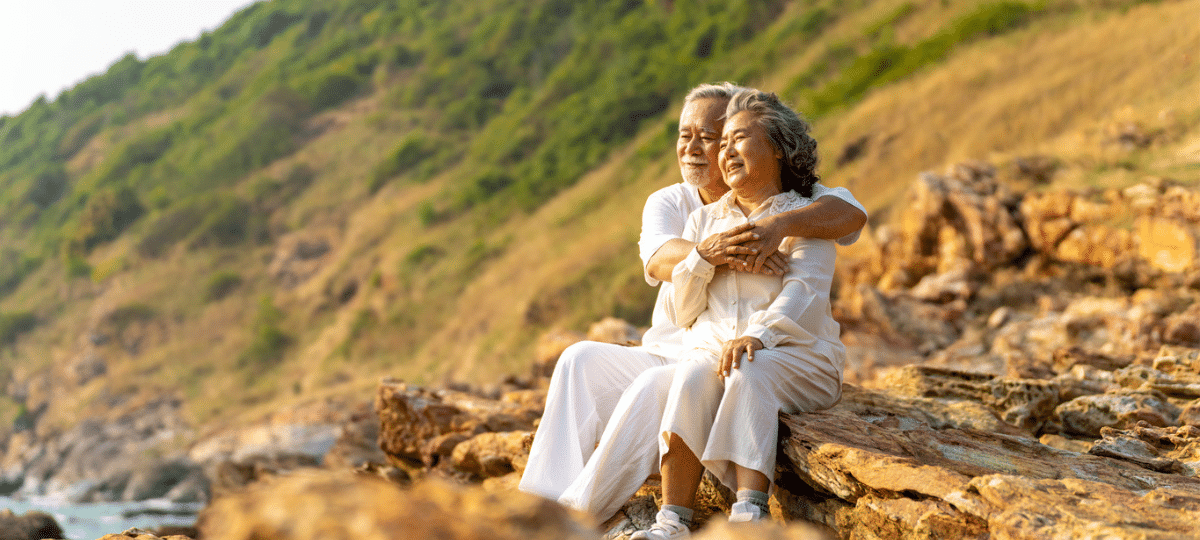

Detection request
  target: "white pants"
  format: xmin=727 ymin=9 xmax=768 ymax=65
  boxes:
xmin=557 ymin=346 xmax=840 ymax=520
xmin=558 ymin=364 xmax=678 ymax=519
xmin=664 ymin=347 xmax=842 ymax=490
xmin=518 ymin=342 xmax=672 ymax=502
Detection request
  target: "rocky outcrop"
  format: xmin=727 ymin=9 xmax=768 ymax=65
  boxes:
xmin=773 ymin=383 xmax=1200 ymax=539
xmin=197 ymin=470 xmax=595 ymax=540
xmin=0 ymin=509 xmax=64 ymax=540
xmin=375 ymin=378 xmax=541 ymax=484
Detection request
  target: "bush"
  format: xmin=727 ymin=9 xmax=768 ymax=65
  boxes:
xmin=204 ymin=271 xmax=243 ymax=302
xmin=71 ymin=186 xmax=145 ymax=254
xmin=0 ymin=311 xmax=36 ymax=346
xmin=0 ymin=250 xmax=40 ymax=298
xmin=190 ymin=196 xmax=252 ymax=248
xmin=369 ymin=132 xmax=432 ymax=193
xmin=26 ymin=165 xmax=67 ymax=208
xmin=241 ymin=296 xmax=291 ymax=369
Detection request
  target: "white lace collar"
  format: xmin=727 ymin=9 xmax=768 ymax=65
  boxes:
xmin=713 ymin=190 xmax=811 ymax=219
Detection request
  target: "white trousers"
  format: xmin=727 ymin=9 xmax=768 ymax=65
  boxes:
xmin=518 ymin=342 xmax=672 ymax=502
xmin=557 ymin=346 xmax=842 ymax=520
xmin=665 ymin=347 xmax=842 ymax=490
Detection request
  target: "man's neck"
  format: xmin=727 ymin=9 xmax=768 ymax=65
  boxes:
xmin=697 ymin=184 xmax=729 ymax=205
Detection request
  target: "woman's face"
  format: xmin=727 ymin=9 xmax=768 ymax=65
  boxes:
xmin=719 ymin=111 xmax=782 ymax=195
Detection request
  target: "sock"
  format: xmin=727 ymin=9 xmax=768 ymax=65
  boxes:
xmin=736 ymin=488 xmax=769 ymax=513
xmin=661 ymin=504 xmax=694 ymax=526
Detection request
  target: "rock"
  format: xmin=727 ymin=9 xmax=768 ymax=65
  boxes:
xmin=120 ymin=459 xmax=203 ymax=502
xmin=854 ymin=286 xmax=961 ymax=354
xmin=586 ymin=317 xmax=641 ymax=346
xmin=532 ymin=329 xmax=586 ymax=378
xmin=1054 ymin=390 xmax=1182 ymax=437
xmin=197 ymin=470 xmax=596 ymax=540
xmin=211 ymin=453 xmax=320 ymax=497
xmin=323 ymin=403 xmax=388 ymax=470
xmin=774 ymin=406 xmax=1200 ymax=539
xmin=449 ymin=431 xmax=532 ymax=479
xmin=1181 ymin=400 xmax=1200 ymax=426
xmin=1137 ymin=216 xmax=1198 ymax=273
xmin=376 ymin=379 xmax=540 ymax=468
xmin=882 ymin=366 xmax=1059 ymax=432
xmin=1089 ymin=423 xmax=1200 ymax=475
xmin=1162 ymin=306 xmax=1200 ymax=346
xmin=690 ymin=520 xmax=831 ymax=540
xmin=97 ymin=527 xmax=193 ymax=540
xmin=0 ymin=509 xmax=64 ymax=540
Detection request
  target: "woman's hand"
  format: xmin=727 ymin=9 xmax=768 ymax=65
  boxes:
xmin=737 ymin=216 xmax=788 ymax=274
xmin=718 ymin=336 xmax=764 ymax=378
xmin=696 ymin=222 xmax=761 ymax=267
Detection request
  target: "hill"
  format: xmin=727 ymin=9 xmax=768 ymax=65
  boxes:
xmin=0 ymin=0 xmax=1196 ymax=441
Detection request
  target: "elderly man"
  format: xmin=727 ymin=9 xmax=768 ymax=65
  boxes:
xmin=519 ymin=83 xmax=866 ymax=518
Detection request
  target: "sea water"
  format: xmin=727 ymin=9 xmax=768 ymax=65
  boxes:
xmin=0 ymin=495 xmax=200 ymax=540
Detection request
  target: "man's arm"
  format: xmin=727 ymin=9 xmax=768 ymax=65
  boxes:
xmin=645 ymin=224 xmax=761 ymax=283
xmin=742 ymin=195 xmax=867 ymax=272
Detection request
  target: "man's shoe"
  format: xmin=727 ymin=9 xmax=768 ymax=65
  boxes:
xmin=630 ymin=508 xmax=691 ymax=540
xmin=727 ymin=501 xmax=766 ymax=523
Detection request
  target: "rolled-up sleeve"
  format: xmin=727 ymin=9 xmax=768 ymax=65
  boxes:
xmin=639 ymin=188 xmax=690 ymax=286
xmin=741 ymin=238 xmax=837 ymax=348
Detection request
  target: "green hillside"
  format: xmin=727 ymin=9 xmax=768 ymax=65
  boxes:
xmin=0 ymin=0 xmax=1195 ymax=430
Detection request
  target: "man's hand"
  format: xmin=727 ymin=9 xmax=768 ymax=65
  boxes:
xmin=718 ymin=336 xmax=764 ymax=378
xmin=695 ymin=223 xmax=761 ymax=267
xmin=736 ymin=216 xmax=788 ymax=274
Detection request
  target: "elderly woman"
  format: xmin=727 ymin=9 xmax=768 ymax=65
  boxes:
xmin=630 ymin=89 xmax=845 ymax=539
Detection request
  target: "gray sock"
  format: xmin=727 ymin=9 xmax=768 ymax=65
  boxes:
xmin=661 ymin=504 xmax=694 ymax=526
xmin=736 ymin=488 xmax=770 ymax=513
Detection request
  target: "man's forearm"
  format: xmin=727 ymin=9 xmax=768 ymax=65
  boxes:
xmin=646 ymin=238 xmax=698 ymax=283
xmin=759 ymin=196 xmax=866 ymax=240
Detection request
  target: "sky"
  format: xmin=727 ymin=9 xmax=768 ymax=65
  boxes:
xmin=0 ymin=0 xmax=258 ymax=117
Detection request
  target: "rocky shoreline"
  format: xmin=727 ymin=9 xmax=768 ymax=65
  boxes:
xmin=4 ymin=163 xmax=1199 ymax=539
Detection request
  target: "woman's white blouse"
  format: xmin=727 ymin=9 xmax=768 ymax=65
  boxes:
xmin=667 ymin=190 xmax=843 ymax=363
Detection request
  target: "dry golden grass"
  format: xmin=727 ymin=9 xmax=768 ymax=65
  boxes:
xmin=819 ymin=0 xmax=1200 ymax=211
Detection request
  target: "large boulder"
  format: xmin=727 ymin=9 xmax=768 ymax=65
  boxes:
xmin=197 ymin=470 xmax=595 ymax=540
xmin=0 ymin=509 xmax=63 ymax=540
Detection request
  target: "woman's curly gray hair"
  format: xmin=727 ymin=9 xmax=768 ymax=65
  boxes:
xmin=725 ymin=90 xmax=819 ymax=198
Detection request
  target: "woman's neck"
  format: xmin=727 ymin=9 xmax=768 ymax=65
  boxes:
xmin=733 ymin=187 xmax=780 ymax=216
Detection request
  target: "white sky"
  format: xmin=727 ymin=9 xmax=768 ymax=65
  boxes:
xmin=0 ymin=0 xmax=257 ymax=117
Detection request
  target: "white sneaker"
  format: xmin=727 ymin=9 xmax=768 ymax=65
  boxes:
xmin=728 ymin=501 xmax=766 ymax=523
xmin=630 ymin=508 xmax=691 ymax=540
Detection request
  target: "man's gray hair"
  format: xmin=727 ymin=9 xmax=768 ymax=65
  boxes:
xmin=726 ymin=89 xmax=819 ymax=198
xmin=684 ymin=82 xmax=750 ymax=105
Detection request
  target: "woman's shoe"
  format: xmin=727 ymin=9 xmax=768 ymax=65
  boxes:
xmin=727 ymin=501 xmax=766 ymax=523
xmin=630 ymin=508 xmax=691 ymax=540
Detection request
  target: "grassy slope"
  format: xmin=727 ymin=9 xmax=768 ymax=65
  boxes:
xmin=0 ymin=0 xmax=1196 ymax=433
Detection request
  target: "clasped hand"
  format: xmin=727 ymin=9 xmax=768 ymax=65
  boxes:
xmin=696 ymin=222 xmax=787 ymax=275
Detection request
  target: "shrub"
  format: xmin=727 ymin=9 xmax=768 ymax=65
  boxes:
xmin=0 ymin=250 xmax=40 ymax=298
xmin=241 ymin=296 xmax=291 ymax=369
xmin=0 ymin=312 xmax=36 ymax=346
xmin=204 ymin=271 xmax=243 ymax=302
xmin=70 ymin=186 xmax=145 ymax=254
xmin=26 ymin=165 xmax=67 ymax=208
xmin=190 ymin=196 xmax=252 ymax=248
xmin=369 ymin=132 xmax=432 ymax=193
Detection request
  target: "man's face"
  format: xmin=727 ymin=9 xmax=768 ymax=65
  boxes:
xmin=676 ymin=97 xmax=727 ymax=190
